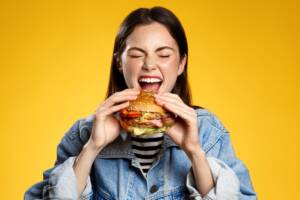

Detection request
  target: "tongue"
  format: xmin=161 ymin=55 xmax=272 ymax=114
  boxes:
xmin=139 ymin=83 xmax=161 ymax=92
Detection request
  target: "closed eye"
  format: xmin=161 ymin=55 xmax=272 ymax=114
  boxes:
xmin=159 ymin=55 xmax=170 ymax=58
xmin=128 ymin=55 xmax=143 ymax=58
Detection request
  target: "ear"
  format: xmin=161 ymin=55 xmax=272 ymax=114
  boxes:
xmin=114 ymin=53 xmax=123 ymax=73
xmin=117 ymin=63 xmax=123 ymax=73
xmin=177 ymin=54 xmax=187 ymax=76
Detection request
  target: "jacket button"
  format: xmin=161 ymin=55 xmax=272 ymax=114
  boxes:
xmin=150 ymin=185 xmax=158 ymax=193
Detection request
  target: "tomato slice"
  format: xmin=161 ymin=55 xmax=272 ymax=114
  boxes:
xmin=119 ymin=109 xmax=141 ymax=118
xmin=127 ymin=111 xmax=142 ymax=118
xmin=119 ymin=109 xmax=128 ymax=118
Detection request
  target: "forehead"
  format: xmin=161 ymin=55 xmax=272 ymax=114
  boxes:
xmin=125 ymin=22 xmax=178 ymax=50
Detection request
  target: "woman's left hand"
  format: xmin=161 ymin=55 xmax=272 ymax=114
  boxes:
xmin=154 ymin=93 xmax=201 ymax=156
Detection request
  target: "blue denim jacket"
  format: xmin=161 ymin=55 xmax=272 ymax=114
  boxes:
xmin=24 ymin=108 xmax=257 ymax=200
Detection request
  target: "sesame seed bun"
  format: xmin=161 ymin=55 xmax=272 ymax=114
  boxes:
xmin=127 ymin=90 xmax=166 ymax=114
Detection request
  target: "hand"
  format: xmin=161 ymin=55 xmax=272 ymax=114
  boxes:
xmin=154 ymin=93 xmax=201 ymax=156
xmin=87 ymin=89 xmax=140 ymax=151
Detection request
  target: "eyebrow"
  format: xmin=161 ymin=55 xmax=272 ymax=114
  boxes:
xmin=127 ymin=46 xmax=175 ymax=53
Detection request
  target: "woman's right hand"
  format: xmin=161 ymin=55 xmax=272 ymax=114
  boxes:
xmin=86 ymin=88 xmax=140 ymax=151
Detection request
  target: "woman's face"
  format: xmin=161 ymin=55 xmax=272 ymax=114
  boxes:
xmin=119 ymin=22 xmax=186 ymax=93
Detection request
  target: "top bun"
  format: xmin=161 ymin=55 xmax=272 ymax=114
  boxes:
xmin=127 ymin=90 xmax=166 ymax=113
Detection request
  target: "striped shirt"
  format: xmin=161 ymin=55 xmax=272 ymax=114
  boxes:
xmin=131 ymin=132 xmax=164 ymax=176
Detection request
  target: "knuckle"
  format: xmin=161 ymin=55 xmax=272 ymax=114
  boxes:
xmin=192 ymin=112 xmax=197 ymax=118
xmin=110 ymin=96 xmax=117 ymax=103
xmin=111 ymin=106 xmax=118 ymax=112
xmin=115 ymin=90 xmax=121 ymax=94
xmin=189 ymin=118 xmax=197 ymax=125
xmin=96 ymin=108 xmax=110 ymax=119
xmin=171 ymin=93 xmax=179 ymax=98
xmin=95 ymin=113 xmax=105 ymax=121
xmin=110 ymin=94 xmax=117 ymax=99
xmin=107 ymin=107 xmax=113 ymax=113
xmin=189 ymin=111 xmax=197 ymax=119
xmin=173 ymin=93 xmax=179 ymax=98
xmin=96 ymin=108 xmax=104 ymax=113
xmin=190 ymin=107 xmax=196 ymax=113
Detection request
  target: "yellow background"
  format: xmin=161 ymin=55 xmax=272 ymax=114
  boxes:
xmin=0 ymin=0 xmax=299 ymax=199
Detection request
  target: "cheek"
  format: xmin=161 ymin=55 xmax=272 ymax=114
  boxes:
xmin=122 ymin=59 xmax=143 ymax=85
xmin=159 ymin=59 xmax=181 ymax=91
xmin=123 ymin=59 xmax=142 ymax=74
xmin=160 ymin=58 xmax=180 ymax=77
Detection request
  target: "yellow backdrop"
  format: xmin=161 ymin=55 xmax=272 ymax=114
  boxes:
xmin=0 ymin=0 xmax=299 ymax=199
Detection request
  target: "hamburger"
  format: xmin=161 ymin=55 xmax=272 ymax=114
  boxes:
xmin=119 ymin=90 xmax=176 ymax=136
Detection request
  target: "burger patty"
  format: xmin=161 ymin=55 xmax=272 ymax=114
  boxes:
xmin=124 ymin=118 xmax=162 ymax=128
xmin=122 ymin=115 xmax=175 ymax=128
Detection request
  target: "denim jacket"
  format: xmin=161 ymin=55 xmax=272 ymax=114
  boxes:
xmin=24 ymin=108 xmax=257 ymax=200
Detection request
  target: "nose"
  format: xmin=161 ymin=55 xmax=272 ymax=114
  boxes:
xmin=142 ymin=56 xmax=157 ymax=71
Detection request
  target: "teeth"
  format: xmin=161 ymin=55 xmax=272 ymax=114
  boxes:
xmin=139 ymin=78 xmax=162 ymax=83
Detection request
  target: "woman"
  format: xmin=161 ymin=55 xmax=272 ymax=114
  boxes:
xmin=25 ymin=7 xmax=257 ymax=200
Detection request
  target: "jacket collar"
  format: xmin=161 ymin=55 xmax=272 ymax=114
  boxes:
xmin=96 ymin=130 xmax=178 ymax=160
xmin=94 ymin=129 xmax=223 ymax=160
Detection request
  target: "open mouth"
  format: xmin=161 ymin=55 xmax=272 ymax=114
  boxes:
xmin=138 ymin=77 xmax=162 ymax=92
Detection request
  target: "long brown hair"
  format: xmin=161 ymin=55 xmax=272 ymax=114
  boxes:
xmin=106 ymin=7 xmax=201 ymax=109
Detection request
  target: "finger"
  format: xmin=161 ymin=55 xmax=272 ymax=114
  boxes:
xmin=108 ymin=89 xmax=140 ymax=102
xmin=162 ymin=102 xmax=196 ymax=125
xmin=157 ymin=98 xmax=193 ymax=119
xmin=110 ymin=89 xmax=140 ymax=102
xmin=155 ymin=95 xmax=194 ymax=113
xmin=118 ymin=88 xmax=140 ymax=94
xmin=97 ymin=89 xmax=140 ymax=110
xmin=96 ymin=101 xmax=130 ymax=120
xmin=102 ymin=94 xmax=137 ymax=109
xmin=155 ymin=98 xmax=196 ymax=123
xmin=156 ymin=92 xmax=183 ymax=102
xmin=155 ymin=96 xmax=191 ymax=118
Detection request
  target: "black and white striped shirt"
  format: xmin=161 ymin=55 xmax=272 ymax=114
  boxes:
xmin=131 ymin=132 xmax=164 ymax=175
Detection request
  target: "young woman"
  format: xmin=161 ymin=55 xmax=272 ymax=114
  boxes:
xmin=25 ymin=7 xmax=257 ymax=200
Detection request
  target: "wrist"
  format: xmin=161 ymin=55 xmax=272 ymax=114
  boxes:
xmin=74 ymin=140 xmax=103 ymax=167
xmin=85 ymin=140 xmax=104 ymax=155
xmin=186 ymin=147 xmax=206 ymax=163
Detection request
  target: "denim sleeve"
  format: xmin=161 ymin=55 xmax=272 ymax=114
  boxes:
xmin=217 ymin=134 xmax=257 ymax=200
xmin=195 ymin=109 xmax=257 ymax=199
xmin=24 ymin=119 xmax=93 ymax=200
xmin=186 ymin=157 xmax=240 ymax=200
